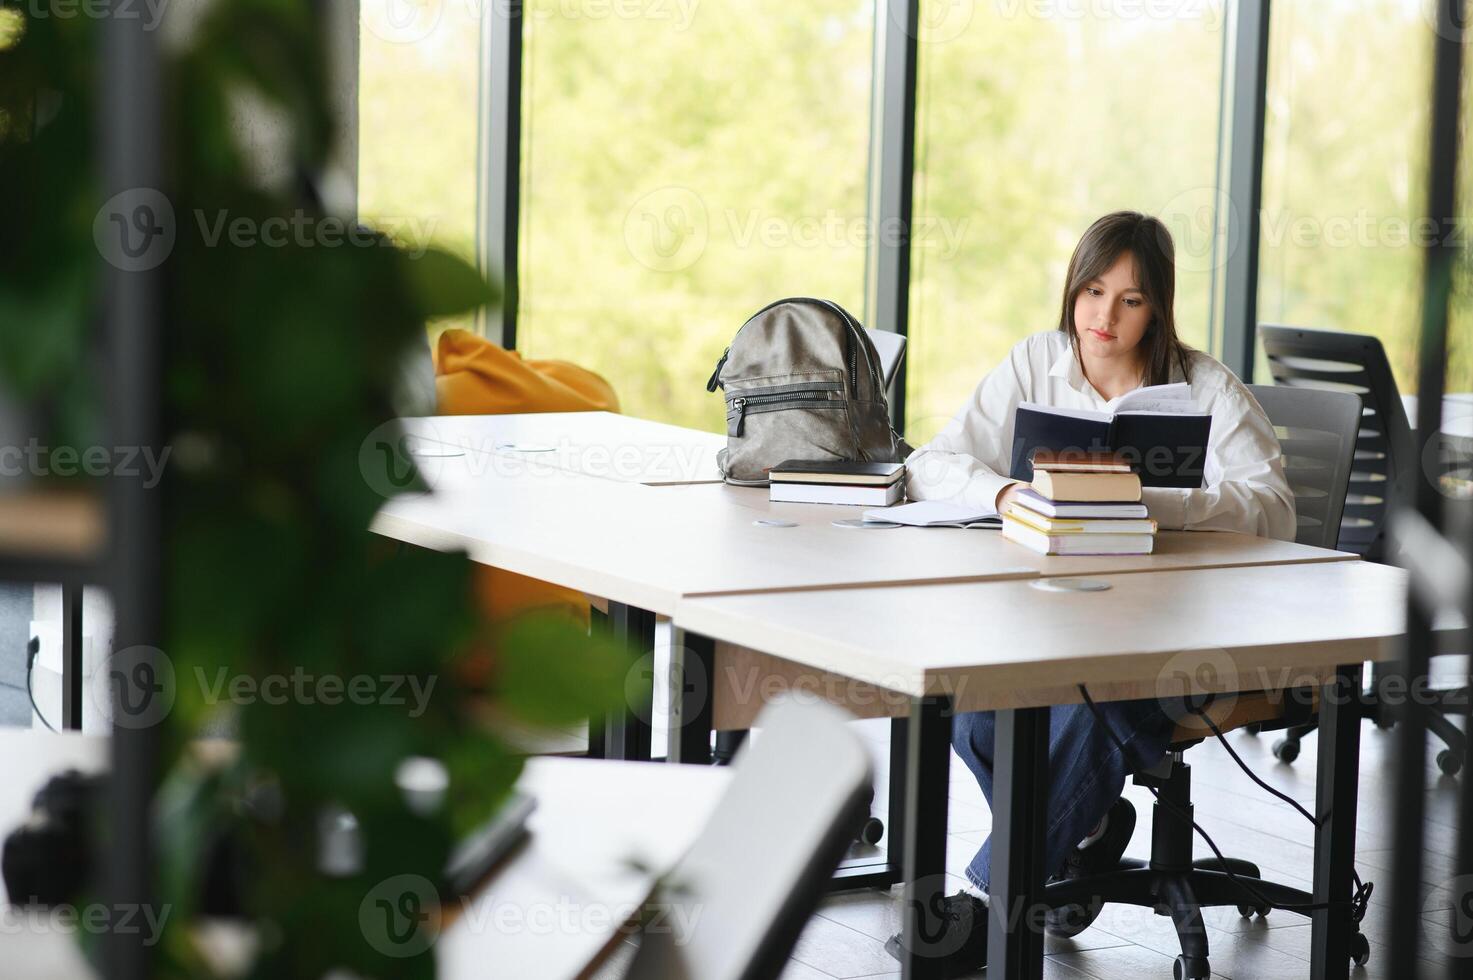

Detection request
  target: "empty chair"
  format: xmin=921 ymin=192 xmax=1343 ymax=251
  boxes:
xmin=864 ymin=327 xmax=907 ymax=391
xmin=1246 ymin=384 xmax=1362 ymax=550
xmin=1258 ymin=325 xmax=1415 ymax=560
xmin=624 ymin=699 xmax=873 ymax=980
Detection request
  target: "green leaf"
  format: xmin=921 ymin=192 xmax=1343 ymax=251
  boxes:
xmin=496 ymin=614 xmax=634 ymax=728
xmin=400 ymin=247 xmax=501 ymax=320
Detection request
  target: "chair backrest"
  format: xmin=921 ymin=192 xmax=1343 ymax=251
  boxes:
xmin=1258 ymin=325 xmax=1415 ymax=559
xmin=625 ymin=700 xmax=873 ymax=980
xmin=865 ymin=326 xmax=907 ymax=390
xmin=1246 ymin=383 xmax=1362 ymax=550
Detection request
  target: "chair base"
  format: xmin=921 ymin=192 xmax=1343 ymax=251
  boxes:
xmin=1041 ymin=757 xmax=1370 ymax=978
xmin=1268 ymin=683 xmax=1467 ymax=775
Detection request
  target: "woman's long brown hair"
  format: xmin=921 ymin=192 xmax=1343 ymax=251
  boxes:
xmin=1056 ymin=211 xmax=1195 ymax=388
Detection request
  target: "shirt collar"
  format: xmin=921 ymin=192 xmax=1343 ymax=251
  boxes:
xmin=1047 ymin=337 xmax=1089 ymax=393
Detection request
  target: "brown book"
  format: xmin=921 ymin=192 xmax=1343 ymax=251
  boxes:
xmin=1029 ymin=449 xmax=1134 ymax=474
xmin=1031 ymin=468 xmax=1142 ymax=503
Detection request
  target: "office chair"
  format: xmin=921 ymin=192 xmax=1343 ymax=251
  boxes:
xmin=624 ymin=699 xmax=873 ymax=980
xmin=1257 ymin=326 xmax=1467 ymax=775
xmin=1042 ymin=383 xmax=1369 ymax=980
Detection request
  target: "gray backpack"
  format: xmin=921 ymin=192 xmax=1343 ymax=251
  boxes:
xmin=705 ymin=298 xmax=909 ymax=486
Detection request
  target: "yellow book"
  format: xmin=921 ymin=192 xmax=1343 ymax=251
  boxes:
xmin=1031 ymin=468 xmax=1142 ymax=503
xmin=1004 ymin=503 xmax=1157 ymax=536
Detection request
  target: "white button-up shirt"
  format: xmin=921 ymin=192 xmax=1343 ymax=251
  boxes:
xmin=905 ymin=330 xmax=1297 ymax=540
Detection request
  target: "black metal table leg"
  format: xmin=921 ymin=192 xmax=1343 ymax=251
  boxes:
xmin=1312 ymin=664 xmax=1363 ymax=980
xmin=599 ymin=602 xmax=656 ymax=761
xmin=61 ymin=584 xmax=83 ymax=731
xmin=668 ymin=630 xmax=713 ymax=765
xmin=900 ymin=694 xmax=953 ymax=980
xmin=586 ymin=606 xmax=609 ymax=759
xmin=989 ymin=705 xmax=1050 ymax=980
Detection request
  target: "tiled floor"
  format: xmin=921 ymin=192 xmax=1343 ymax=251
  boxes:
xmin=771 ymin=711 xmax=1466 ymax=980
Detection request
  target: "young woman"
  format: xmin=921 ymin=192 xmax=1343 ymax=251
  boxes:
xmin=886 ymin=211 xmax=1295 ymax=974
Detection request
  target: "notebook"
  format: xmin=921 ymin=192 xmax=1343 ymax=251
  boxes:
xmin=1011 ymin=487 xmax=1149 ymax=519
xmin=1007 ymin=383 xmax=1211 ymax=489
xmin=863 ymin=499 xmax=1001 ymax=528
xmin=769 ymin=460 xmax=905 ymax=486
xmin=771 ymin=480 xmax=903 ymax=507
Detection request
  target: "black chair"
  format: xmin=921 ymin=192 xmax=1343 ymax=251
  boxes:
xmin=1257 ymin=325 xmax=1467 ymax=775
xmin=1041 ymin=384 xmax=1370 ymax=980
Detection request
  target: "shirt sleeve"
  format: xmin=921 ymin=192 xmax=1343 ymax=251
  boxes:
xmin=904 ymin=340 xmax=1032 ymax=510
xmin=1140 ymin=382 xmax=1297 ymax=540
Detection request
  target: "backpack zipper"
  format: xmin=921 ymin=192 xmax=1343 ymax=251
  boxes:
xmin=726 ymin=382 xmax=843 ymax=437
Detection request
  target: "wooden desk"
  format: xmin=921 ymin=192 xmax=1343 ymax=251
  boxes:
xmin=671 ymin=560 xmax=1438 ymax=980
xmin=399 ymin=412 xmax=726 ymax=485
xmin=373 ymin=478 xmax=1355 ymax=616
xmin=0 ymin=732 xmax=729 ymax=980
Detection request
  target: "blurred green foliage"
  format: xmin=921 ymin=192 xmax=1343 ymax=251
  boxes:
xmin=0 ymin=3 xmax=631 ymax=978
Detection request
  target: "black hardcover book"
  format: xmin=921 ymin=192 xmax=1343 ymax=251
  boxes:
xmin=1008 ymin=402 xmax=1211 ymax=489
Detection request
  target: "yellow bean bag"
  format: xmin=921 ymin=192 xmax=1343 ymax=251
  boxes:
xmin=433 ymin=329 xmax=619 ymax=625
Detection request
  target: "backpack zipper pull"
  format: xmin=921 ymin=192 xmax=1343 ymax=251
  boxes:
xmin=728 ymin=396 xmax=748 ymax=437
xmin=706 ymin=348 xmax=730 ymax=392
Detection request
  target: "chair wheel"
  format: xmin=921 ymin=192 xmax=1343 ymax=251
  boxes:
xmin=1349 ymin=930 xmax=1370 ymax=966
xmin=1437 ymin=749 xmax=1463 ymax=776
xmin=1236 ymin=902 xmax=1269 ymax=918
xmin=856 ymin=816 xmax=884 ymax=846
xmin=1174 ymin=953 xmax=1210 ymax=980
xmin=1243 ymin=723 xmax=1261 ymax=736
xmin=1272 ymin=737 xmax=1300 ymax=763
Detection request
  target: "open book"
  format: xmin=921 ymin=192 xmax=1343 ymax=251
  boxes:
xmin=1007 ymin=382 xmax=1211 ymax=489
xmin=862 ymin=499 xmax=1001 ymax=528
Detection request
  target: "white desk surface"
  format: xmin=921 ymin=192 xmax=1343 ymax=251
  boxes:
xmin=440 ymin=757 xmax=729 ymax=980
xmin=399 ymin=412 xmax=726 ymax=485
xmin=675 ymin=560 xmax=1451 ymax=713
xmin=0 ymin=732 xmax=729 ymax=980
xmin=372 ymin=477 xmax=1354 ymax=617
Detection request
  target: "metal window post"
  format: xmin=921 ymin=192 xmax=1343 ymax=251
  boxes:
xmin=478 ymin=0 xmax=523 ymax=348
xmin=865 ymin=0 xmax=920 ymax=431
xmin=1218 ymin=0 xmax=1271 ymax=380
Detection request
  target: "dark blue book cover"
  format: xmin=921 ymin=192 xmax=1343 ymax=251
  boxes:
xmin=1009 ymin=404 xmax=1211 ymax=488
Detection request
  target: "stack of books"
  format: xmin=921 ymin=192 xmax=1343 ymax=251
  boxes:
xmin=1001 ymin=451 xmax=1156 ymax=555
xmin=768 ymin=460 xmax=905 ymax=506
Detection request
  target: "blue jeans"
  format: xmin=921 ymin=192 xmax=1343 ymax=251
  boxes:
xmin=951 ymin=699 xmax=1176 ymax=892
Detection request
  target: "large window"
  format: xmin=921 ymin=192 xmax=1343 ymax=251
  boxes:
xmin=517 ymin=0 xmax=876 ymax=431
xmin=1256 ymin=0 xmax=1445 ymax=394
xmin=905 ymin=2 xmax=1228 ymax=441
xmin=358 ymin=0 xmax=482 ymax=337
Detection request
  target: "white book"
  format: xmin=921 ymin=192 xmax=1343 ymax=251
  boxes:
xmin=1001 ymin=516 xmax=1154 ymax=555
xmin=863 ymin=498 xmax=1001 ymax=528
xmin=770 ymin=479 xmax=903 ymax=507
xmin=1012 ymin=488 xmax=1149 ymax=519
